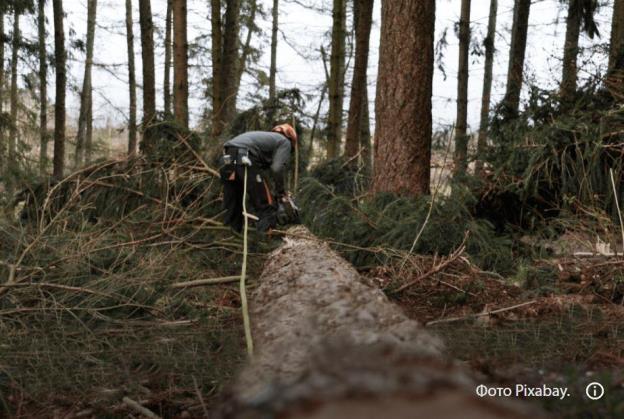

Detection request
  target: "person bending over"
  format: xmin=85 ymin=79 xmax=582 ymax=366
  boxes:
xmin=219 ymin=124 xmax=297 ymax=233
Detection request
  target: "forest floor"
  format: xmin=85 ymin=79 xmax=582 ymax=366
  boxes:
xmin=380 ymin=245 xmax=624 ymax=418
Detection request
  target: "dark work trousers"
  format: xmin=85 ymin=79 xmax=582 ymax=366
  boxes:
xmin=220 ymin=163 xmax=277 ymax=233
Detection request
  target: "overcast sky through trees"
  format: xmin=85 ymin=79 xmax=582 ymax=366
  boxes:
xmin=20 ymin=0 xmax=614 ymax=132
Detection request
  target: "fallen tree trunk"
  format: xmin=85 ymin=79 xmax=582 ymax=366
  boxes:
xmin=224 ymin=227 xmax=541 ymax=418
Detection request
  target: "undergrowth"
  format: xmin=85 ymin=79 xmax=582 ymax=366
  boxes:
xmin=298 ymin=160 xmax=515 ymax=274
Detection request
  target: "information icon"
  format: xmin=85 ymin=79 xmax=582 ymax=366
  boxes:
xmin=585 ymin=382 xmax=605 ymax=400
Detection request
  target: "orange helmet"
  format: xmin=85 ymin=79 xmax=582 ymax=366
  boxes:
xmin=272 ymin=123 xmax=298 ymax=146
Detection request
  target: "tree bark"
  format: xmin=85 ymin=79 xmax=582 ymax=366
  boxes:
xmin=85 ymin=88 xmax=93 ymax=162
xmin=53 ymin=0 xmax=67 ymax=179
xmin=38 ymin=0 xmax=48 ymax=175
xmin=75 ymin=0 xmax=98 ymax=168
xmin=373 ymin=0 xmax=435 ymax=197
xmin=138 ymin=0 xmax=156 ymax=156
xmin=210 ymin=0 xmax=223 ymax=138
xmin=227 ymin=227 xmax=541 ymax=419
xmin=475 ymin=0 xmax=497 ymax=176
xmin=502 ymin=0 xmax=531 ymax=119
xmin=326 ymin=0 xmax=346 ymax=159
xmin=164 ymin=0 xmax=172 ymax=116
xmin=220 ymin=0 xmax=241 ymax=132
xmin=560 ymin=0 xmax=580 ymax=105
xmin=126 ymin=0 xmax=137 ymax=156
xmin=344 ymin=0 xmax=373 ymax=161
xmin=360 ymin=83 xmax=371 ymax=173
xmin=268 ymin=0 xmax=279 ymax=124
xmin=0 ymin=10 xmax=4 ymax=171
xmin=9 ymin=9 xmax=19 ymax=182
xmin=211 ymin=0 xmax=241 ymax=138
xmin=454 ymin=0 xmax=471 ymax=176
xmin=609 ymin=0 xmax=624 ymax=74
xmin=173 ymin=0 xmax=188 ymax=128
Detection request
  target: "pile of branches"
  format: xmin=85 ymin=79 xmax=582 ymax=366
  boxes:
xmin=0 ymin=147 xmax=269 ymax=416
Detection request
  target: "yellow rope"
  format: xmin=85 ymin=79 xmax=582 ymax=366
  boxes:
xmin=240 ymin=165 xmax=254 ymax=356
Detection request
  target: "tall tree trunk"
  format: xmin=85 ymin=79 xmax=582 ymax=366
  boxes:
xmin=560 ymin=0 xmax=581 ymax=105
xmin=164 ymin=0 xmax=172 ymax=116
xmin=344 ymin=0 xmax=373 ymax=160
xmin=0 ymin=11 xmax=4 ymax=171
xmin=8 ymin=9 xmax=19 ymax=185
xmin=126 ymin=0 xmax=137 ymax=156
xmin=360 ymin=83 xmax=371 ymax=172
xmin=210 ymin=0 xmax=223 ymax=138
xmin=234 ymin=0 xmax=257 ymax=99
xmin=454 ymin=0 xmax=471 ymax=176
xmin=268 ymin=0 xmax=278 ymax=124
xmin=326 ymin=0 xmax=346 ymax=159
xmin=219 ymin=0 xmax=241 ymax=131
xmin=475 ymin=0 xmax=497 ymax=176
xmin=138 ymin=0 xmax=156 ymax=156
xmin=85 ymin=89 xmax=93 ymax=162
xmin=502 ymin=0 xmax=531 ymax=119
xmin=609 ymin=0 xmax=624 ymax=73
xmin=75 ymin=0 xmax=98 ymax=167
xmin=53 ymin=0 xmax=66 ymax=179
xmin=38 ymin=0 xmax=48 ymax=175
xmin=173 ymin=0 xmax=188 ymax=128
xmin=373 ymin=0 xmax=435 ymax=196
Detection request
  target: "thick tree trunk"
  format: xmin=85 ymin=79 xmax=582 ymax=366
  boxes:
xmin=268 ymin=0 xmax=278 ymax=124
xmin=211 ymin=0 xmax=241 ymax=138
xmin=210 ymin=0 xmax=223 ymax=138
xmin=475 ymin=0 xmax=497 ymax=176
xmin=502 ymin=0 xmax=531 ymax=119
xmin=454 ymin=0 xmax=471 ymax=176
xmin=173 ymin=0 xmax=188 ymax=128
xmin=326 ymin=0 xmax=346 ymax=159
xmin=609 ymin=0 xmax=624 ymax=73
xmin=138 ymin=0 xmax=156 ymax=156
xmin=75 ymin=0 xmax=98 ymax=167
xmin=38 ymin=0 xmax=48 ymax=175
xmin=227 ymin=227 xmax=540 ymax=418
xmin=126 ymin=0 xmax=137 ymax=156
xmin=9 ymin=9 xmax=19 ymax=181
xmin=164 ymin=0 xmax=172 ymax=116
xmin=345 ymin=0 xmax=373 ymax=161
xmin=52 ymin=0 xmax=66 ymax=179
xmin=220 ymin=0 xmax=241 ymax=131
xmin=560 ymin=0 xmax=580 ymax=105
xmin=373 ymin=0 xmax=435 ymax=196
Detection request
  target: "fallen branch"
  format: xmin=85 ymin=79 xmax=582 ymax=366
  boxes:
xmin=170 ymin=276 xmax=241 ymax=289
xmin=392 ymin=234 xmax=468 ymax=293
xmin=425 ymin=300 xmax=537 ymax=327
xmin=122 ymin=396 xmax=161 ymax=419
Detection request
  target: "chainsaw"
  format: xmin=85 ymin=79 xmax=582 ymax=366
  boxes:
xmin=276 ymin=194 xmax=301 ymax=226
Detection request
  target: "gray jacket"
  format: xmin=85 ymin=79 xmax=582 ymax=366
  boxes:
xmin=224 ymin=131 xmax=292 ymax=193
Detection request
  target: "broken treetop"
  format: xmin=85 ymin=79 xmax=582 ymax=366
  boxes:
xmin=225 ymin=131 xmax=292 ymax=176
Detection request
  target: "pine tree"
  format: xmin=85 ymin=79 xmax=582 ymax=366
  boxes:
xmin=373 ymin=0 xmax=435 ymax=196
xmin=326 ymin=0 xmax=346 ymax=159
xmin=345 ymin=0 xmax=373 ymax=162
xmin=453 ymin=0 xmax=471 ymax=176
xmin=52 ymin=0 xmax=66 ymax=179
